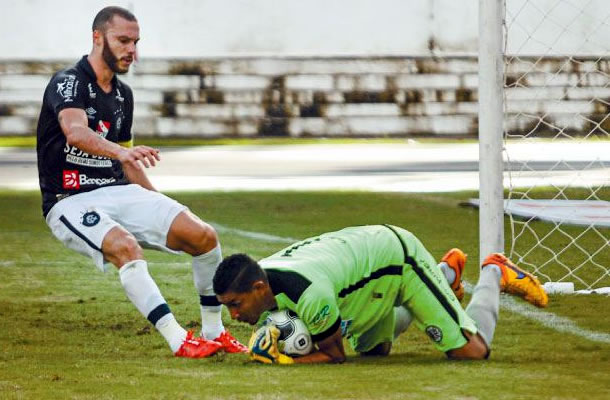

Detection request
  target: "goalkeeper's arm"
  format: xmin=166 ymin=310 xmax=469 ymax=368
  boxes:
xmin=249 ymin=325 xmax=345 ymax=365
xmin=292 ymin=326 xmax=345 ymax=364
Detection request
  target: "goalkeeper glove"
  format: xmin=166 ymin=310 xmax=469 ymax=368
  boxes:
xmin=248 ymin=325 xmax=294 ymax=364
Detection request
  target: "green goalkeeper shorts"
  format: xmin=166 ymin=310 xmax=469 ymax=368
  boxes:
xmin=384 ymin=225 xmax=478 ymax=354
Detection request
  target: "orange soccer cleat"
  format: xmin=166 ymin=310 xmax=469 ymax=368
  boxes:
xmin=440 ymin=248 xmax=467 ymax=302
xmin=482 ymin=253 xmax=548 ymax=308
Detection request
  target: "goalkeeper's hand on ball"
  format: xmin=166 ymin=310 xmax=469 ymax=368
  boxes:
xmin=248 ymin=325 xmax=294 ymax=364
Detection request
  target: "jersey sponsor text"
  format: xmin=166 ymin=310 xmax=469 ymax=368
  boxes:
xmin=62 ymin=169 xmax=116 ymax=189
xmin=64 ymin=144 xmax=112 ymax=167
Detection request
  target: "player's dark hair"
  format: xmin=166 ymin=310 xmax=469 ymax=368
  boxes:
xmin=213 ymin=253 xmax=268 ymax=295
xmin=92 ymin=6 xmax=137 ymax=32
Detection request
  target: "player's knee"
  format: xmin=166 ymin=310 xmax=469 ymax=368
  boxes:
xmin=167 ymin=212 xmax=218 ymax=255
xmin=187 ymin=223 xmax=218 ymax=255
xmin=103 ymin=231 xmax=143 ymax=267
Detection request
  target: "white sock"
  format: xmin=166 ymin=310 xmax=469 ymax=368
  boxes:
xmin=155 ymin=314 xmax=187 ymax=353
xmin=465 ymin=265 xmax=502 ymax=347
xmin=437 ymin=261 xmax=457 ymax=286
xmin=119 ymin=259 xmax=186 ymax=353
xmin=393 ymin=306 xmax=415 ymax=339
xmin=192 ymin=245 xmax=224 ymax=339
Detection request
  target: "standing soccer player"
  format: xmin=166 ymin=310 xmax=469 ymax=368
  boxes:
xmin=213 ymin=224 xmax=548 ymax=364
xmin=36 ymin=6 xmax=246 ymax=358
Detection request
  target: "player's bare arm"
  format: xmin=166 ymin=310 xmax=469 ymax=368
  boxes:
xmin=293 ymin=326 xmax=346 ymax=364
xmin=58 ymin=107 xmax=160 ymax=172
xmin=121 ymin=161 xmax=158 ymax=191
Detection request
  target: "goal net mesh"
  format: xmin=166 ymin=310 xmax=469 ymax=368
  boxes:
xmin=503 ymin=0 xmax=610 ymax=289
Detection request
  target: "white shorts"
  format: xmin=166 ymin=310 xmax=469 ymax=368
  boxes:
xmin=45 ymin=184 xmax=187 ymax=272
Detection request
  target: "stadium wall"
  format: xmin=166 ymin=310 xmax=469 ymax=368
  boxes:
xmin=1 ymin=56 xmax=609 ymax=138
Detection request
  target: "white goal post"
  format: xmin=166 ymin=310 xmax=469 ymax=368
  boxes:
xmin=478 ymin=0 xmax=610 ymax=290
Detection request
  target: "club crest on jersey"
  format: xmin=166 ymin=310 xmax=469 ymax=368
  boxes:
xmin=81 ymin=211 xmax=100 ymax=227
xmin=425 ymin=325 xmax=443 ymax=343
xmin=96 ymin=120 xmax=110 ymax=138
xmin=63 ymin=170 xmax=80 ymax=189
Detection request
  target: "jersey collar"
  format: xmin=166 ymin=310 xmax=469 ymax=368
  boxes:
xmin=77 ymin=55 xmax=118 ymax=86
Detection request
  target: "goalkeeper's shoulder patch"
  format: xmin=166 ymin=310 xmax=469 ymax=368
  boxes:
xmin=118 ymin=139 xmax=133 ymax=148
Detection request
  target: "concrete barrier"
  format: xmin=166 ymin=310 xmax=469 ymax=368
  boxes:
xmin=0 ymin=56 xmax=608 ymax=137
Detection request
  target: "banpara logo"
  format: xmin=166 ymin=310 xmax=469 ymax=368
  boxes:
xmin=63 ymin=170 xmax=80 ymax=189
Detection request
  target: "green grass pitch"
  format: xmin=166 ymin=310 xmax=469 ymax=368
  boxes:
xmin=0 ymin=190 xmax=609 ymax=399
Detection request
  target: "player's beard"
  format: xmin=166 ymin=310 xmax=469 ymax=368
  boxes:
xmin=102 ymin=34 xmax=129 ymax=74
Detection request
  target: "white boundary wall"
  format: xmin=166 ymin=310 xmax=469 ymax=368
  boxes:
xmin=1 ymin=0 xmax=608 ymax=59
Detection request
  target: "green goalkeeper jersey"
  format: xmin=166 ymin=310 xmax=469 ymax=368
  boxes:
xmin=259 ymin=225 xmax=407 ymax=346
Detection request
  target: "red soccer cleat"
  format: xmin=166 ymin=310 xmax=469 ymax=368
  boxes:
xmin=174 ymin=331 xmax=223 ymax=358
xmin=214 ymin=330 xmax=249 ymax=353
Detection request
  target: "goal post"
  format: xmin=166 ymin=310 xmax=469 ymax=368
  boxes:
xmin=478 ymin=0 xmax=505 ymax=264
xmin=479 ymin=0 xmax=610 ymax=290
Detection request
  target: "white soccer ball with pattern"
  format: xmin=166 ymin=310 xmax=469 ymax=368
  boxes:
xmin=264 ymin=309 xmax=314 ymax=356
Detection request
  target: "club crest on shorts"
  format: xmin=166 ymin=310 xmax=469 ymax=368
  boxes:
xmin=81 ymin=211 xmax=100 ymax=227
xmin=425 ymin=325 xmax=443 ymax=343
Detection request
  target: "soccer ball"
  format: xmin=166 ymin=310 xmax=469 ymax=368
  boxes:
xmin=263 ymin=309 xmax=314 ymax=356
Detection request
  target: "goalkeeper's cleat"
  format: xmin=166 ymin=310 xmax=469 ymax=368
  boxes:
xmin=482 ymin=253 xmax=548 ymax=308
xmin=174 ymin=331 xmax=223 ymax=358
xmin=440 ymin=248 xmax=467 ymax=302
xmin=214 ymin=330 xmax=248 ymax=353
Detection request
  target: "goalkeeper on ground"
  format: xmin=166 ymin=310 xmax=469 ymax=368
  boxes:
xmin=213 ymin=224 xmax=548 ymax=364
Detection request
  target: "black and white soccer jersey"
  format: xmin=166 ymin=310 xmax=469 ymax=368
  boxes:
xmin=36 ymin=55 xmax=133 ymax=216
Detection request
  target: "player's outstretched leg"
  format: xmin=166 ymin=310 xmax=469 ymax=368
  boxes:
xmin=464 ymin=258 xmax=502 ymax=349
xmin=119 ymin=260 xmax=222 ymax=358
xmin=464 ymin=253 xmax=549 ymax=351
xmin=193 ymin=245 xmax=226 ymax=339
xmin=483 ymin=253 xmax=548 ymax=308
xmin=193 ymin=245 xmax=248 ymax=353
xmin=166 ymin=211 xmax=247 ymax=353
xmin=438 ymin=248 xmax=466 ymax=301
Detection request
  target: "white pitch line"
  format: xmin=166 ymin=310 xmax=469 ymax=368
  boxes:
xmin=464 ymin=282 xmax=610 ymax=344
xmin=210 ymin=222 xmax=297 ymax=244
xmin=500 ymin=295 xmax=610 ymax=343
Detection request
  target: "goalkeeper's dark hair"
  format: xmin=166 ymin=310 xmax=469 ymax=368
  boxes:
xmin=92 ymin=6 xmax=137 ymax=32
xmin=213 ymin=253 xmax=268 ymax=295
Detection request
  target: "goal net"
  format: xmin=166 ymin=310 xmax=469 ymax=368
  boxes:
xmin=502 ymin=0 xmax=610 ymax=290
